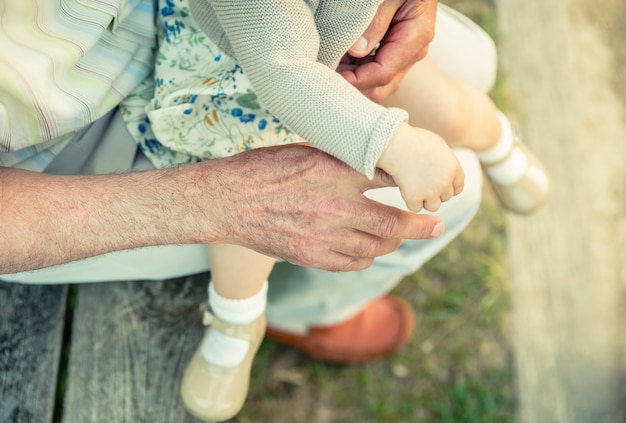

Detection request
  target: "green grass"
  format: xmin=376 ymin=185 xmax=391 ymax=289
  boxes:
xmin=234 ymin=2 xmax=516 ymax=422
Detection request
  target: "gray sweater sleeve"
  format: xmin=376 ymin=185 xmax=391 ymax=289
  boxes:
xmin=189 ymin=0 xmax=408 ymax=178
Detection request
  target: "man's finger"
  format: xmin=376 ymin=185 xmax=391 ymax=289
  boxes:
xmin=353 ymin=199 xmax=444 ymax=240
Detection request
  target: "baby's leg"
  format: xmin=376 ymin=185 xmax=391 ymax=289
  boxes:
xmin=383 ymin=57 xmax=501 ymax=152
xmin=208 ymin=243 xmax=275 ymax=298
xmin=180 ymin=245 xmax=273 ymax=422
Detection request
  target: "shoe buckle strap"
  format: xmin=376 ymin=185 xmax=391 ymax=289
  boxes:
xmin=202 ymin=310 xmax=214 ymax=326
xmin=199 ymin=301 xmax=215 ymax=326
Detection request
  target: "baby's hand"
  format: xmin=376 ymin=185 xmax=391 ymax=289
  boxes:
xmin=377 ymin=123 xmax=464 ymax=212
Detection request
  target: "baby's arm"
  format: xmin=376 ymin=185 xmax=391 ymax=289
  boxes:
xmin=377 ymin=123 xmax=465 ymax=212
xmin=196 ymin=0 xmax=463 ymax=212
xmin=195 ymin=0 xmax=405 ymax=178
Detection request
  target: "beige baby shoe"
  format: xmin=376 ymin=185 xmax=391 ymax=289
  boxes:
xmin=482 ymin=140 xmax=550 ymax=215
xmin=180 ymin=311 xmax=266 ymax=422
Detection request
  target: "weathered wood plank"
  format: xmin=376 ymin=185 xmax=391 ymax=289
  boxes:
xmin=0 ymin=281 xmax=67 ymax=423
xmin=61 ymin=276 xmax=209 ymax=423
xmin=498 ymin=0 xmax=626 ymax=421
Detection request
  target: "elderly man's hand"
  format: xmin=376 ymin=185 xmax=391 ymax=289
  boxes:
xmin=200 ymin=145 xmax=444 ymax=272
xmin=338 ymin=0 xmax=438 ymax=103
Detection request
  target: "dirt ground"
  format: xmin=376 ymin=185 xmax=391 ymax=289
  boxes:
xmin=497 ymin=0 xmax=626 ymax=421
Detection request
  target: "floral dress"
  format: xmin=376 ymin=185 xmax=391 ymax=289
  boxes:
xmin=121 ymin=0 xmax=303 ymax=168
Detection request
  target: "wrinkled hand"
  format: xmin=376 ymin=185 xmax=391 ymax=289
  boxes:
xmin=199 ymin=145 xmax=444 ymax=271
xmin=338 ymin=0 xmax=438 ymax=103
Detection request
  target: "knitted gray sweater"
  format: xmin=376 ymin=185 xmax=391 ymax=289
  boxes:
xmin=188 ymin=0 xmax=409 ymax=178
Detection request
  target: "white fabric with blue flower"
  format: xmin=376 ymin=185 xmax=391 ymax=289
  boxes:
xmin=121 ymin=0 xmax=302 ymax=168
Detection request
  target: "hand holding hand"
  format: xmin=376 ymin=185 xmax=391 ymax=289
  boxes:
xmin=377 ymin=123 xmax=464 ymax=212
xmin=338 ymin=0 xmax=438 ymax=102
xmin=196 ymin=144 xmax=446 ymax=271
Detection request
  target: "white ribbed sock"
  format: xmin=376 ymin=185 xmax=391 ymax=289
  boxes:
xmin=208 ymin=281 xmax=267 ymax=325
xmin=476 ymin=112 xmax=528 ymax=185
xmin=201 ymin=281 xmax=268 ymax=368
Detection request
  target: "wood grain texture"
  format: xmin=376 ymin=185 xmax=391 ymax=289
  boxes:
xmin=60 ymin=276 xmax=210 ymax=423
xmin=0 ymin=281 xmax=67 ymax=423
xmin=498 ymin=0 xmax=626 ymax=421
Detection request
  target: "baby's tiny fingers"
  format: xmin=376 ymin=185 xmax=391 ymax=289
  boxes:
xmin=453 ymin=172 xmax=465 ymax=195
xmin=440 ymin=186 xmax=455 ymax=203
xmin=423 ymin=197 xmax=442 ymax=212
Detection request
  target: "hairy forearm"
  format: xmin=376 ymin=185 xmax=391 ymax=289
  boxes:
xmin=0 ymin=145 xmax=444 ymax=275
xmin=0 ymin=164 xmax=223 ymax=274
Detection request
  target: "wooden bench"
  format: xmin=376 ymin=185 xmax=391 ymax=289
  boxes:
xmin=0 ymin=277 xmax=209 ymax=423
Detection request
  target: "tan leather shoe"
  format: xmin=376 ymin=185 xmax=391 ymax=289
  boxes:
xmin=266 ymin=295 xmax=414 ymax=363
xmin=180 ymin=313 xmax=266 ymax=422
xmin=483 ymin=141 xmax=550 ymax=215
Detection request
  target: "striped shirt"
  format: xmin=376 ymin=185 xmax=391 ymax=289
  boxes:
xmin=0 ymin=0 xmax=156 ymax=170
